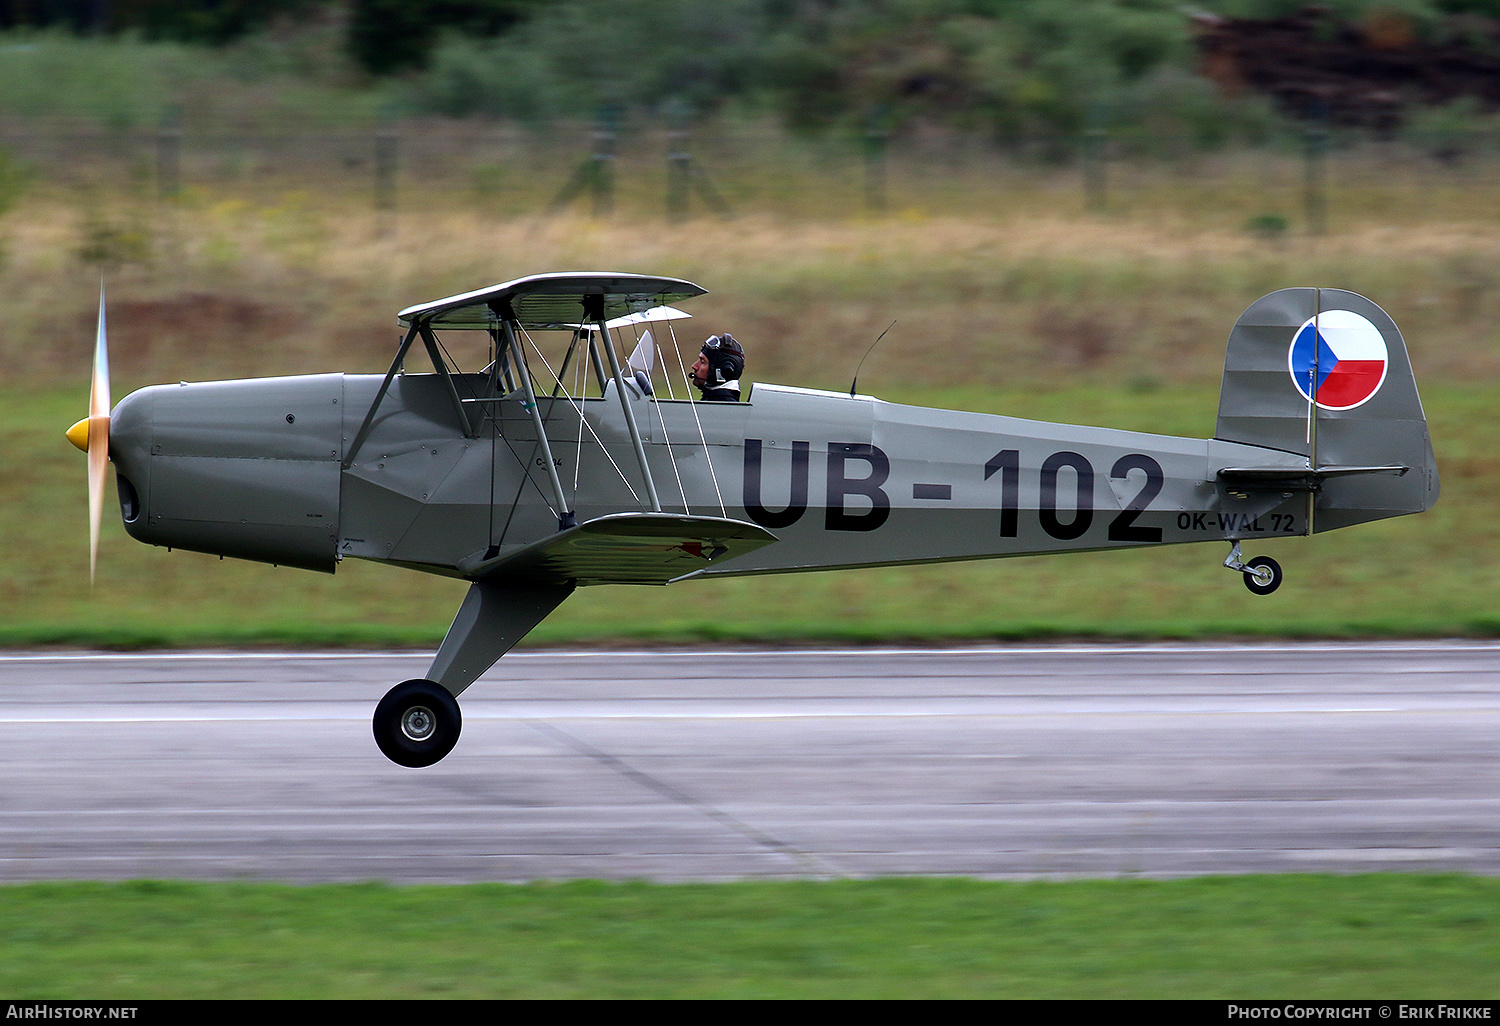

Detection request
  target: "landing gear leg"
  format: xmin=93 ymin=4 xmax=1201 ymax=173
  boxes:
xmin=370 ymin=578 xmax=576 ymax=767
xmin=1223 ymin=541 xmax=1283 ymax=596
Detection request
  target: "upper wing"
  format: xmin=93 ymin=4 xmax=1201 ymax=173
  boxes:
xmin=397 ymin=273 xmax=706 ymax=332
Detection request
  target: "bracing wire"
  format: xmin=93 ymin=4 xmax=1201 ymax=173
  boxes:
xmin=629 ymin=321 xmax=691 ymax=514
xmin=431 ymin=331 xmax=475 ymax=399
xmin=521 ymin=325 xmax=641 ymax=506
xmin=668 ymin=320 xmax=727 ymax=518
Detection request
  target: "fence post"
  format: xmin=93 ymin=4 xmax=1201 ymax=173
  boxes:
xmin=156 ymin=106 xmax=181 ymax=203
xmin=1304 ymin=103 xmax=1329 ymax=236
xmin=659 ymin=97 xmax=730 ymax=223
xmin=548 ymin=105 xmax=618 ymax=217
xmin=591 ymin=105 xmax=617 ymax=217
xmin=375 ymin=110 xmax=399 ymax=238
xmin=1083 ymin=129 xmax=1107 ymax=212
xmin=1082 ymin=104 xmax=1108 ymax=213
xmin=864 ymin=105 xmax=890 ymax=214
xmin=666 ymin=97 xmax=691 ymax=222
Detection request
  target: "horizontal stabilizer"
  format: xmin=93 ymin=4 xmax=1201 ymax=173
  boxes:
xmin=462 ymin=513 xmax=777 ymax=585
xmin=1218 ymin=464 xmax=1409 ymax=491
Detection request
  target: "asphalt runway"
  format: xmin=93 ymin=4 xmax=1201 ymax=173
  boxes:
xmin=1 ymin=643 xmax=1498 ymax=883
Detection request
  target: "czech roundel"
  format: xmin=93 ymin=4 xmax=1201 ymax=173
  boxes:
xmin=1287 ymin=309 xmax=1389 ymax=411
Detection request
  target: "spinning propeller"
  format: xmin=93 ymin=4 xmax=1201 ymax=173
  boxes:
xmin=64 ymin=285 xmax=111 ymax=584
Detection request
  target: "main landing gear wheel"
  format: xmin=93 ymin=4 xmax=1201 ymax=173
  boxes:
xmin=1242 ymin=555 xmax=1283 ymax=596
xmin=373 ymin=679 xmax=462 ymax=767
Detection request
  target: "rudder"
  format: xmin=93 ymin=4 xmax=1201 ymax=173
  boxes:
xmin=1216 ymin=288 xmax=1438 ymax=532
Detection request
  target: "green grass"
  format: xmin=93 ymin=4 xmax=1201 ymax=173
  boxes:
xmin=2 ymin=876 xmax=1498 ymax=998
xmin=5 ymin=378 xmax=1491 ymax=648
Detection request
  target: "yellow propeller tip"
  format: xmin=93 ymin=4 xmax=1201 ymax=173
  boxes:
xmin=66 ymin=418 xmax=90 ymax=452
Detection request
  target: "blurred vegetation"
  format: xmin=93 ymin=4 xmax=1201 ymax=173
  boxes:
xmin=4 ymin=1 xmax=1500 ymax=140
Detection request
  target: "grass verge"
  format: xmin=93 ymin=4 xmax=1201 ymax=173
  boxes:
xmin=3 ymin=875 xmax=1499 ymax=998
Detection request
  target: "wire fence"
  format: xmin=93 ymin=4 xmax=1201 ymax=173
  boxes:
xmin=5 ymin=116 xmax=1500 ymax=232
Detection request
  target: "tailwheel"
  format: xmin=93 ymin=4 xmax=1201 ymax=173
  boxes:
xmin=1242 ymin=555 xmax=1283 ymax=596
xmin=373 ymin=679 xmax=462 ymax=767
xmin=1223 ymin=541 xmax=1284 ymax=596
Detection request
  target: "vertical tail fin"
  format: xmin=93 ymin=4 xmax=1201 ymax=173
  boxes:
xmin=1216 ymin=288 xmax=1438 ymax=532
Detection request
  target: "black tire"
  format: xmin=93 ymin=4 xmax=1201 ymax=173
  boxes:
xmin=373 ymin=678 xmax=462 ymax=767
xmin=1242 ymin=556 xmax=1283 ymax=596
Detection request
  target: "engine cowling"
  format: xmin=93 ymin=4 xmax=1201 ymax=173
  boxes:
xmin=110 ymin=374 xmax=345 ymax=573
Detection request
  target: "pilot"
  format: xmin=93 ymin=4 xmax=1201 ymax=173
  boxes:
xmin=691 ymin=333 xmax=744 ymax=402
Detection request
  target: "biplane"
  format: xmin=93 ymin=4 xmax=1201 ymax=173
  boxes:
xmin=68 ymin=272 xmax=1438 ymax=766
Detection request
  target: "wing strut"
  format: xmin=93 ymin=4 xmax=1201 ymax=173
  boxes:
xmin=344 ymin=322 xmax=420 ymax=470
xmin=588 ymin=293 xmax=662 ymax=512
xmin=418 ymin=324 xmax=480 ymax=439
xmin=497 ymin=311 xmax=576 ymax=530
xmin=344 ymin=318 xmax=481 ymax=470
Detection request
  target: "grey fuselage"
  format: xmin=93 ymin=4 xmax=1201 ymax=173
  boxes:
xmin=108 ymin=372 xmax=1322 ymax=582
